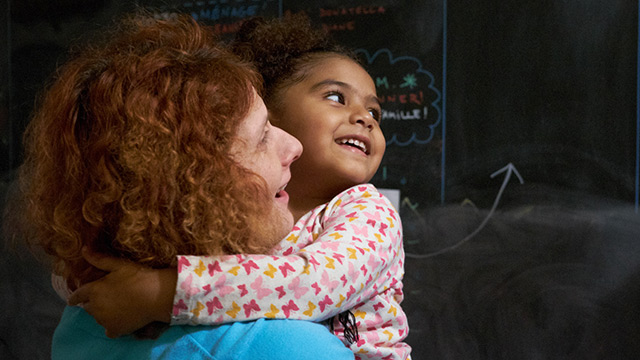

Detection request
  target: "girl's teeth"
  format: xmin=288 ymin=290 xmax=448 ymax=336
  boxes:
xmin=338 ymin=138 xmax=367 ymax=153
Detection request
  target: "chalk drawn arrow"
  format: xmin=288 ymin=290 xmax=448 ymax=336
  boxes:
xmin=406 ymin=163 xmax=524 ymax=259
xmin=401 ymin=197 xmax=419 ymax=211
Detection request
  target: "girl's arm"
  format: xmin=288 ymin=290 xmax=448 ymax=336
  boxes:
xmin=173 ymin=184 xmax=404 ymax=325
xmin=68 ymin=250 xmax=177 ymax=338
xmin=72 ymin=184 xmax=403 ymax=335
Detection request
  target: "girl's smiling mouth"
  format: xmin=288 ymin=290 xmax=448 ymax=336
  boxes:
xmin=335 ymin=136 xmax=370 ymax=155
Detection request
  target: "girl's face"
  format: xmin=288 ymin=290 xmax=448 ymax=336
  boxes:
xmin=231 ymin=90 xmax=303 ymax=236
xmin=272 ymin=56 xmax=385 ymax=199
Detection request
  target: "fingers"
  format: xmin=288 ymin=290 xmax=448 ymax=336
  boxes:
xmin=68 ymin=283 xmax=92 ymax=306
xmin=82 ymin=246 xmax=128 ymax=272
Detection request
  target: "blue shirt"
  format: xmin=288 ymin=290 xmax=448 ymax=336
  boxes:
xmin=53 ymin=306 xmax=354 ymax=360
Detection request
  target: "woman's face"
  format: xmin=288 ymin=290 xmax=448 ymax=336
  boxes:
xmin=231 ymin=90 xmax=303 ymax=236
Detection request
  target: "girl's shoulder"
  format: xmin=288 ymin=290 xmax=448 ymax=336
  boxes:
xmin=328 ymin=184 xmax=398 ymax=215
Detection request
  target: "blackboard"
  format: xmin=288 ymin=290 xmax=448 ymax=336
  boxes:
xmin=3 ymin=0 xmax=640 ymax=358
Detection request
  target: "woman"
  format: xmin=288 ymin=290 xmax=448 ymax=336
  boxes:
xmin=18 ymin=12 xmax=353 ymax=360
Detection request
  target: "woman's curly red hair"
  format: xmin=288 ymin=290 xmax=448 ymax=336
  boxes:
xmin=19 ymin=13 xmax=278 ymax=289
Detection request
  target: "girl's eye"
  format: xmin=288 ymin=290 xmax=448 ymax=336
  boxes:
xmin=326 ymin=92 xmax=344 ymax=104
xmin=369 ymin=109 xmax=381 ymax=122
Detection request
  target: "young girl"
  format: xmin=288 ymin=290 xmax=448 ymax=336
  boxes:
xmin=72 ymin=15 xmax=411 ymax=359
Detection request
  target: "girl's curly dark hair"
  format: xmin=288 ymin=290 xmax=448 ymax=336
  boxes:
xmin=232 ymin=14 xmax=359 ymax=110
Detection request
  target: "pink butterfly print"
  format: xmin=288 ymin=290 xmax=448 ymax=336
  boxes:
xmin=282 ymin=299 xmax=299 ymax=317
xmin=360 ymin=264 xmax=369 ymax=276
xmin=238 ymin=284 xmax=248 ymax=297
xmin=367 ymin=240 xmax=377 ymax=252
xmin=206 ymin=297 xmax=223 ymax=315
xmin=333 ymin=222 xmax=347 ymax=232
xmin=364 ymin=211 xmax=381 ymax=226
xmin=358 ymin=185 xmax=368 ymax=192
xmin=346 ymin=285 xmax=356 ymax=299
xmin=366 ymin=274 xmax=374 ymax=285
xmin=307 ymin=255 xmax=321 ymax=270
xmin=177 ymin=257 xmax=191 ymax=273
xmin=365 ymin=313 xmax=383 ymax=330
xmin=202 ymin=284 xmax=212 ymax=296
xmin=382 ymin=354 xmax=395 ymax=360
xmin=242 ymin=260 xmax=259 ymax=275
xmin=364 ymin=331 xmax=380 ymax=344
xmin=397 ymin=315 xmax=406 ymax=327
xmin=311 ymin=282 xmax=322 ymax=295
xmin=348 ymin=262 xmax=360 ymax=282
xmin=279 ymin=262 xmax=295 ymax=277
xmin=378 ymin=222 xmax=388 ymax=236
xmin=367 ymin=254 xmax=380 ymax=270
xmin=320 ymin=270 xmax=339 ymax=292
xmin=180 ymin=274 xmax=200 ymax=297
xmin=343 ymin=211 xmax=357 ymax=219
xmin=250 ymin=277 xmax=273 ymax=300
xmin=282 ymin=247 xmax=294 ymax=256
xmin=340 ymin=274 xmax=348 ymax=287
xmin=242 ymin=299 xmax=260 ymax=318
xmin=243 ymin=299 xmax=261 ymax=317
xmin=214 ymin=275 xmax=234 ymax=296
xmin=350 ymin=223 xmax=369 ymax=237
xmin=320 ymin=241 xmax=340 ymax=251
xmin=172 ymin=299 xmax=188 ymax=316
xmin=288 ymin=277 xmax=310 ymax=299
xmin=208 ymin=261 xmax=222 ymax=277
xmin=332 ymin=252 xmax=345 ymax=265
xmin=334 ymin=206 xmax=347 ymax=217
xmin=275 ymin=285 xmax=286 ymax=299
xmin=372 ymin=302 xmax=385 ymax=311
xmin=347 ymin=188 xmax=357 ymax=195
xmin=318 ymin=295 xmax=333 ymax=312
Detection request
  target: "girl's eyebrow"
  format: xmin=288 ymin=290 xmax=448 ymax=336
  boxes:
xmin=309 ymin=79 xmax=349 ymax=92
xmin=310 ymin=79 xmax=380 ymax=106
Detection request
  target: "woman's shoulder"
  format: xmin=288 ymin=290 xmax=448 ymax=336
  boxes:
xmin=184 ymin=319 xmax=354 ymax=360
xmin=54 ymin=308 xmax=353 ymax=360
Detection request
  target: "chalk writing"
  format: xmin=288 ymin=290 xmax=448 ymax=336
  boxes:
xmin=138 ymin=0 xmax=279 ymax=36
xmin=322 ymin=22 xmax=355 ymax=32
xmin=357 ymin=49 xmax=442 ymax=146
xmin=378 ymin=91 xmax=425 ymax=105
xmin=190 ymin=5 xmax=259 ymax=21
xmin=382 ymin=107 xmax=427 ymax=121
xmin=319 ymin=6 xmax=386 ymax=17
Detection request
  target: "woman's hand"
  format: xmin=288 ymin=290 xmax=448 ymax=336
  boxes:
xmin=68 ymin=247 xmax=178 ymax=338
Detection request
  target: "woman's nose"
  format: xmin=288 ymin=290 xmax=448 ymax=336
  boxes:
xmin=278 ymin=127 xmax=302 ymax=166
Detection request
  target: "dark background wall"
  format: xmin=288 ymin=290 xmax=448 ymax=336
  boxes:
xmin=2 ymin=1 xmax=640 ymax=359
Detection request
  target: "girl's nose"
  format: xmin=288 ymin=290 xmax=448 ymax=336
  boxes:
xmin=349 ymin=106 xmax=375 ymax=131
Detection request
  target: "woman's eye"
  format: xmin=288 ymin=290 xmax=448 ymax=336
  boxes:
xmin=260 ymin=122 xmax=271 ymax=144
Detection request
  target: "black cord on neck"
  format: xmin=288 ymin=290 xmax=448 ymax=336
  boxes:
xmin=329 ymin=310 xmax=360 ymax=344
